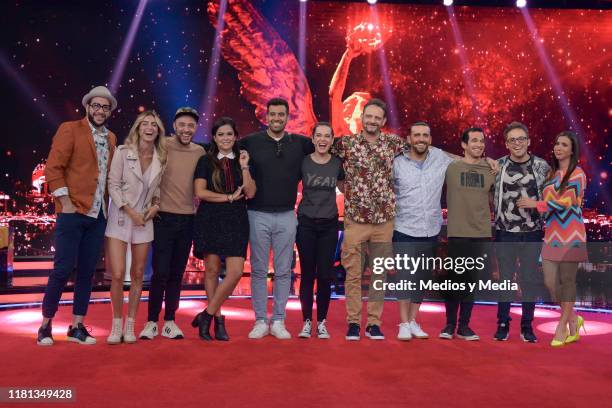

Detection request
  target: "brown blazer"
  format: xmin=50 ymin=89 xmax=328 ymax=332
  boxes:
xmin=45 ymin=117 xmax=117 ymax=214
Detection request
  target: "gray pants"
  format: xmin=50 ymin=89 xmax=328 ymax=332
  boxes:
xmin=248 ymin=210 xmax=298 ymax=322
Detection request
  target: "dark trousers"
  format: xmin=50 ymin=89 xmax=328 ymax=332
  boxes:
xmin=495 ymin=229 xmax=543 ymax=328
xmin=42 ymin=212 xmax=106 ymax=318
xmin=147 ymin=212 xmax=194 ymax=322
xmin=296 ymin=216 xmax=338 ymax=322
xmin=445 ymin=237 xmax=490 ymax=328
xmin=392 ymin=231 xmax=439 ymax=303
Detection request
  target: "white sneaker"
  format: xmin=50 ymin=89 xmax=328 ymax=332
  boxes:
xmin=161 ymin=320 xmax=184 ymax=339
xmin=123 ymin=317 xmax=137 ymax=343
xmin=298 ymin=319 xmax=312 ymax=338
xmin=107 ymin=318 xmax=123 ymax=345
xmin=248 ymin=320 xmax=270 ymax=339
xmin=397 ymin=322 xmax=412 ymax=341
xmin=409 ymin=320 xmax=429 ymax=339
xmin=317 ymin=320 xmax=330 ymax=339
xmin=139 ymin=321 xmax=158 ymax=340
xmin=270 ymin=320 xmax=291 ymax=339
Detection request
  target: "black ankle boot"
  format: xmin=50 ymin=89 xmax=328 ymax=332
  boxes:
xmin=197 ymin=310 xmax=214 ymax=341
xmin=191 ymin=312 xmax=202 ymax=328
xmin=214 ymin=315 xmax=229 ymax=341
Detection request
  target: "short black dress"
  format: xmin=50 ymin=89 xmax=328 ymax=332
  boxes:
xmin=193 ymin=154 xmax=249 ymax=258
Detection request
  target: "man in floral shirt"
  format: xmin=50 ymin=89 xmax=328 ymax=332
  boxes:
xmin=332 ymin=98 xmax=406 ymax=341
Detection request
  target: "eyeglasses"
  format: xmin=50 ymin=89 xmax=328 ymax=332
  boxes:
xmin=275 ymin=141 xmax=283 ymax=157
xmin=507 ymin=136 xmax=529 ymax=144
xmin=89 ymin=103 xmax=112 ymax=113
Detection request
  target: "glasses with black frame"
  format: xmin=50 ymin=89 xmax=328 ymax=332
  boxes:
xmin=89 ymin=103 xmax=112 ymax=113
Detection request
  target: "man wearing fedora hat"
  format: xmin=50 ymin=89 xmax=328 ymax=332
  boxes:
xmin=37 ymin=86 xmax=118 ymax=346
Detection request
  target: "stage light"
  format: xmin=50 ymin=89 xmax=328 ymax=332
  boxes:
xmin=516 ymin=0 xmax=527 ymax=7
xmin=367 ymin=0 xmax=377 ymax=5
xmin=443 ymin=0 xmax=454 ymax=6
xmin=108 ymin=0 xmax=149 ymax=94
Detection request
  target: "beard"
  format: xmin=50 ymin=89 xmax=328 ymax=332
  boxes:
xmin=175 ymin=133 xmax=193 ymax=146
xmin=87 ymin=112 xmax=108 ymax=128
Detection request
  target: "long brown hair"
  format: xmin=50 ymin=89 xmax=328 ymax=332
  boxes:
xmin=547 ymin=130 xmax=580 ymax=192
xmin=125 ymin=110 xmax=168 ymax=165
xmin=208 ymin=117 xmax=241 ymax=193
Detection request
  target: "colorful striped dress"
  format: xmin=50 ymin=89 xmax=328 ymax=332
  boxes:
xmin=536 ymin=167 xmax=587 ymax=262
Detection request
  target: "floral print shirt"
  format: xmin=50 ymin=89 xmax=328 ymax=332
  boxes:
xmin=332 ymin=132 xmax=407 ymax=224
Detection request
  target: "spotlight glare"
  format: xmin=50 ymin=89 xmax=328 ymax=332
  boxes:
xmin=367 ymin=0 xmax=377 ymax=5
xmin=443 ymin=0 xmax=453 ymax=6
xmin=516 ymin=0 xmax=527 ymax=7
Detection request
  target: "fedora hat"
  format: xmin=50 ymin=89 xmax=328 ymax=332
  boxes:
xmin=82 ymin=86 xmax=117 ymax=111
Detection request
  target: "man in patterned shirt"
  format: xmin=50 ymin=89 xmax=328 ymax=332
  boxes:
xmin=492 ymin=121 xmax=549 ymax=343
xmin=332 ymin=98 xmax=406 ymax=341
xmin=37 ymin=86 xmax=118 ymax=346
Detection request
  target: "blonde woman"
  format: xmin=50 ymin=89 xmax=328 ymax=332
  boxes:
xmin=105 ymin=110 xmax=167 ymax=344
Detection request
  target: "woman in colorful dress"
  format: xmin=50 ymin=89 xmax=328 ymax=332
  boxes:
xmin=518 ymin=131 xmax=587 ymax=347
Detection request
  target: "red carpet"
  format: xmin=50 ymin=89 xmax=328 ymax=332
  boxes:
xmin=1 ymin=299 xmax=611 ymax=408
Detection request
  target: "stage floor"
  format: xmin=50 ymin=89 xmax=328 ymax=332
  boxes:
xmin=1 ymin=299 xmax=611 ymax=407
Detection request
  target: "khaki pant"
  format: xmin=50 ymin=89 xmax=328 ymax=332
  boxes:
xmin=342 ymin=217 xmax=394 ymax=326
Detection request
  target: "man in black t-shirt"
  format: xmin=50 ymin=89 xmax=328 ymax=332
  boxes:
xmin=239 ymin=98 xmax=314 ymax=340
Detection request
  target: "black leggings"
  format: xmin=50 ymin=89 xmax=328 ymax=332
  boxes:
xmin=296 ymin=216 xmax=339 ymax=322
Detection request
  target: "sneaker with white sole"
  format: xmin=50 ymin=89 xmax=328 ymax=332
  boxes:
xmin=107 ymin=318 xmax=123 ymax=345
xmin=365 ymin=324 xmax=385 ymax=340
xmin=161 ymin=320 xmax=184 ymax=339
xmin=397 ymin=322 xmax=412 ymax=341
xmin=270 ymin=320 xmax=291 ymax=339
xmin=37 ymin=322 xmax=53 ymax=346
xmin=456 ymin=326 xmax=480 ymax=341
xmin=123 ymin=317 xmax=136 ymax=343
xmin=139 ymin=321 xmax=158 ymax=340
xmin=248 ymin=320 xmax=270 ymax=339
xmin=67 ymin=323 xmax=96 ymax=345
xmin=298 ymin=319 xmax=312 ymax=338
xmin=317 ymin=320 xmax=330 ymax=339
xmin=409 ymin=320 xmax=429 ymax=339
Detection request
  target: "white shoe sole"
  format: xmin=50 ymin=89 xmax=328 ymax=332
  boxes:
xmin=107 ymin=337 xmax=122 ymax=345
xmin=67 ymin=337 xmax=96 ymax=345
xmin=36 ymin=339 xmax=53 ymax=346
xmin=365 ymin=333 xmax=385 ymax=340
xmin=317 ymin=334 xmax=330 ymax=339
xmin=439 ymin=333 xmax=454 ymax=339
xmin=345 ymin=336 xmax=360 ymax=341
xmin=298 ymin=333 xmax=311 ymax=338
xmin=248 ymin=330 xmax=269 ymax=339
xmin=397 ymin=336 xmax=412 ymax=341
xmin=457 ymin=335 xmax=480 ymax=341
xmin=412 ymin=334 xmax=429 ymax=339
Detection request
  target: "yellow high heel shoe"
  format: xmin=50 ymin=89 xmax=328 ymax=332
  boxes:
xmin=550 ymin=337 xmax=567 ymax=347
xmin=565 ymin=315 xmax=586 ymax=344
xmin=550 ymin=327 xmax=569 ymax=347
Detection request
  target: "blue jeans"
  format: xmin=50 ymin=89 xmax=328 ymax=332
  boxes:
xmin=248 ymin=210 xmax=297 ymax=322
xmin=495 ymin=229 xmax=543 ymax=327
xmin=42 ymin=212 xmax=106 ymax=318
xmin=392 ymin=231 xmax=439 ymax=303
